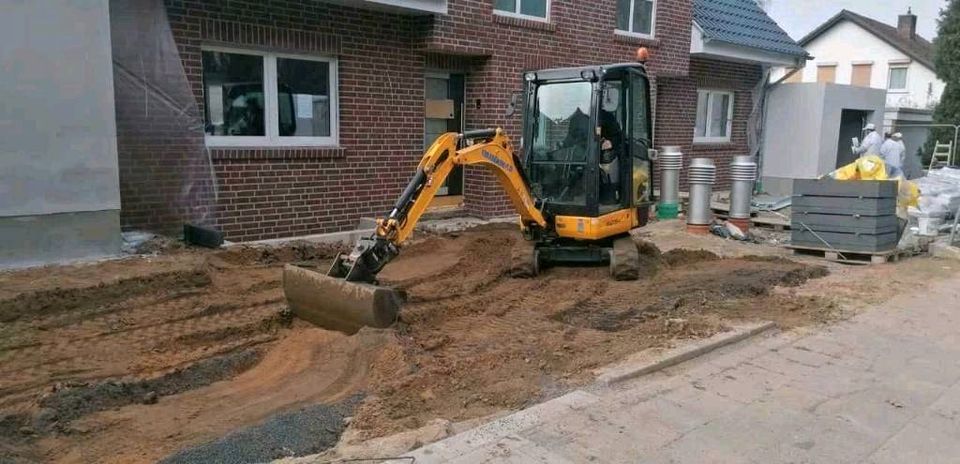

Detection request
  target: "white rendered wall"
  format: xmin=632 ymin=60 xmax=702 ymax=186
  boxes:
xmin=771 ymin=20 xmax=944 ymax=109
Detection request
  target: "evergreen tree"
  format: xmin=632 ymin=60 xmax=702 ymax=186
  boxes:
xmin=929 ymin=0 xmax=960 ymax=164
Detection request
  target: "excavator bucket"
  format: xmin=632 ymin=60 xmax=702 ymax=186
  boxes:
xmin=283 ymin=265 xmax=400 ymax=334
xmin=282 ymin=237 xmax=402 ymax=334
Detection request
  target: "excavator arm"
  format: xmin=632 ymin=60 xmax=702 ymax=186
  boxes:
xmin=329 ymin=128 xmax=546 ymax=283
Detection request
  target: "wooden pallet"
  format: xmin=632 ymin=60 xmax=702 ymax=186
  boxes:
xmin=785 ymin=244 xmax=908 ymax=265
xmin=752 ymin=216 xmax=791 ymax=231
xmin=712 ymin=214 xmax=791 ymax=231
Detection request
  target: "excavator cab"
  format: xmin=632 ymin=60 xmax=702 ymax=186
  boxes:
xmin=519 ymin=63 xmax=655 ymax=268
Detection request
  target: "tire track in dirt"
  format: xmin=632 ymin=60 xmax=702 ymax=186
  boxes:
xmin=35 ymin=328 xmax=392 ymax=464
xmin=0 ymin=270 xmax=212 ymax=324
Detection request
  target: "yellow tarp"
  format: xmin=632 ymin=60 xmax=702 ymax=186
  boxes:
xmin=826 ymin=155 xmax=919 ymax=217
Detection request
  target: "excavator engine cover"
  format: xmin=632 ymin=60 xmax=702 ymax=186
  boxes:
xmin=283 ymin=264 xmax=400 ymax=334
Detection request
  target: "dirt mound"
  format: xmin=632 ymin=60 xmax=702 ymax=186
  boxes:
xmin=350 ymin=248 xmax=834 ymax=438
xmin=0 ymin=223 xmax=839 ymax=462
xmin=386 ymin=227 xmax=518 ymax=304
xmin=0 ymin=269 xmax=210 ymax=324
xmin=213 ymin=242 xmax=342 ymax=267
xmin=661 ymin=249 xmax=719 ymax=267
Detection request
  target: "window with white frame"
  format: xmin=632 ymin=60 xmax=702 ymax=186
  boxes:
xmin=694 ymin=90 xmax=733 ymax=143
xmin=887 ymin=66 xmax=908 ymax=91
xmin=202 ymin=47 xmax=338 ymax=147
xmin=616 ymin=0 xmax=656 ymax=37
xmin=493 ymin=0 xmax=549 ymax=20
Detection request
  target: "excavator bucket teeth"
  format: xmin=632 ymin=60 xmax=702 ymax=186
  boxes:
xmin=282 ymin=264 xmax=400 ymax=334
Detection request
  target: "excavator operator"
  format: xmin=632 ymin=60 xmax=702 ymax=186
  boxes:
xmin=599 ymin=86 xmax=625 ymax=206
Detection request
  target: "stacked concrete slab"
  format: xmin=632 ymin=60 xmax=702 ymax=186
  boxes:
xmin=791 ymin=179 xmax=899 ymax=253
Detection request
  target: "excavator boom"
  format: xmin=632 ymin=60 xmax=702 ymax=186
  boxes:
xmin=284 ymin=128 xmax=545 ymax=333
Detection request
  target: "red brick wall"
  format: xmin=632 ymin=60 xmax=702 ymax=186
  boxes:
xmin=423 ymin=0 xmax=693 ymax=217
xmin=655 ymin=57 xmax=762 ymax=190
xmin=114 ymin=1 xmax=430 ymax=241
xmin=117 ymin=1 xmax=762 ymax=241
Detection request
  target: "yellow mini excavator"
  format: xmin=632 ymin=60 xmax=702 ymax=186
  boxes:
xmin=284 ymin=62 xmax=656 ymax=333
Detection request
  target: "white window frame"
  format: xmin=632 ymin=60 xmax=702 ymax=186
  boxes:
xmin=615 ymin=0 xmax=657 ymax=39
xmin=493 ymin=0 xmax=551 ymax=22
xmin=693 ymin=89 xmax=734 ymax=144
xmin=887 ymin=65 xmax=909 ymax=92
xmin=202 ymin=46 xmax=339 ymax=148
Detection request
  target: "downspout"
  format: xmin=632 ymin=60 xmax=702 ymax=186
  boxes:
xmin=749 ymin=65 xmax=772 ymax=193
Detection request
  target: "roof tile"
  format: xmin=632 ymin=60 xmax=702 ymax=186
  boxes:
xmin=693 ymin=0 xmax=808 ymax=57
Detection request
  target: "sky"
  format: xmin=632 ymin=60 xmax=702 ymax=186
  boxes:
xmin=765 ymin=0 xmax=949 ymax=42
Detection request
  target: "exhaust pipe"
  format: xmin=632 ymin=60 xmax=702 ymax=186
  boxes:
xmin=657 ymin=146 xmax=683 ymax=219
xmin=686 ymin=158 xmax=716 ymax=234
xmin=728 ymin=156 xmax=757 ymax=232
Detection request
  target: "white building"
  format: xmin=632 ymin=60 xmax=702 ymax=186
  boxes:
xmin=770 ymin=8 xmax=943 ymax=167
xmin=771 ymin=9 xmax=943 ymax=110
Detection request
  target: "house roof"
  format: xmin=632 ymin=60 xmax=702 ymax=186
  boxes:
xmin=693 ymin=0 xmax=809 ymax=58
xmin=799 ymin=10 xmax=935 ymax=69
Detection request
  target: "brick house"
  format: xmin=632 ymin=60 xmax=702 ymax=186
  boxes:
xmin=110 ymin=0 xmax=806 ymax=242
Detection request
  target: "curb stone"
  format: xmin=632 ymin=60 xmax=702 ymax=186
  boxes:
xmin=595 ymin=321 xmax=778 ymax=385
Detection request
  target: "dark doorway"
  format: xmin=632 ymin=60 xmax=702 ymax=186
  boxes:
xmin=424 ymin=72 xmax=465 ymax=197
xmin=837 ymin=110 xmax=869 ymax=168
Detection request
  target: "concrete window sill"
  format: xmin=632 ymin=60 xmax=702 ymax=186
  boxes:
xmin=492 ymin=14 xmax=556 ymax=32
xmin=613 ymin=32 xmax=660 ymax=48
xmin=209 ymin=147 xmax=346 ymax=161
xmin=692 ymin=141 xmax=737 ymax=148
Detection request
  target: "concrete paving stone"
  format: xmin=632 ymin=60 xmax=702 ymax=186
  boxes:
xmin=640 ymin=447 xmax=753 ymax=464
xmin=446 ymin=435 xmax=578 ymax=464
xmin=604 ymin=371 xmax=686 ymax=406
xmin=859 ymin=292 xmax=960 ymax=341
xmin=408 ymin=440 xmax=472 ymax=463
xmin=868 ymin=349 xmax=960 ymax=388
xmin=659 ymin=355 xmax=729 ymax=381
xmin=776 ymin=343 xmax=844 ymax=368
xmin=771 ymin=410 xmax=881 ymax=463
xmin=752 ymin=352 xmax=873 ymax=398
xmin=690 ymin=363 xmax=791 ymax=405
xmin=510 ymin=442 xmax=581 ymax=464
xmin=653 ymin=402 xmax=802 ymax=464
xmin=703 ymin=332 xmax=800 ymax=370
xmin=822 ymin=325 xmax=903 ymax=361
xmin=791 ymin=333 xmax=862 ymax=360
xmin=864 ymin=417 xmax=960 ymax=464
xmin=926 ymin=380 xmax=960 ymax=420
xmin=931 ymin=332 xmax=960 ymax=352
xmin=660 ymin=383 xmax=745 ymax=422
xmin=808 ymin=380 xmax=944 ymax=438
xmin=613 ymin=396 xmax=712 ymax=434
xmin=407 ymin=390 xmax=600 ymax=462
xmin=521 ymin=404 xmax=681 ymax=464
xmin=756 ymin=384 xmax=830 ymax=413
xmin=913 ymin=408 xmax=960 ymax=439
xmin=746 ymin=350 xmax=821 ymax=379
xmin=662 ymin=400 xmax=879 ymax=464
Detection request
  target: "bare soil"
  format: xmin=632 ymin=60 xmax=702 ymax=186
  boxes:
xmin=0 ymin=224 xmax=845 ymax=463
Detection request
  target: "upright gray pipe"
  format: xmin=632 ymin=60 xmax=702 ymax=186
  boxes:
xmin=729 ymin=156 xmax=758 ymax=219
xmin=657 ymin=146 xmax=683 ymax=219
xmin=687 ymin=158 xmax=716 ymax=226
